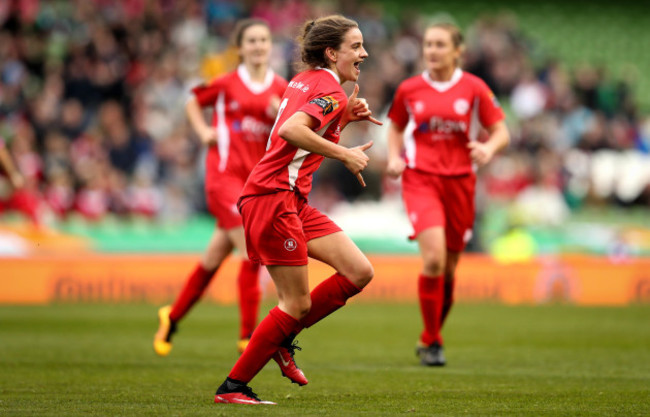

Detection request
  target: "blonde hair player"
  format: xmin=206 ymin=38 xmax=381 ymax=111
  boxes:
xmin=213 ymin=14 xmax=382 ymax=405
xmin=387 ymin=22 xmax=510 ymax=366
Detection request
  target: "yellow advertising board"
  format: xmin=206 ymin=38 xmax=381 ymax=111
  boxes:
xmin=1 ymin=254 xmax=648 ymax=305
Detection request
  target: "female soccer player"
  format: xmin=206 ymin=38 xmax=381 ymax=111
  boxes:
xmin=386 ymin=23 xmax=510 ymax=366
xmin=213 ymin=15 xmax=381 ymax=405
xmin=154 ymin=19 xmax=288 ymax=356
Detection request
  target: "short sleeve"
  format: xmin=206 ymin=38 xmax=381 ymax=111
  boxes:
xmin=476 ymin=79 xmax=505 ymax=128
xmin=387 ymin=84 xmax=409 ymax=129
xmin=299 ymin=91 xmax=347 ymax=131
xmin=191 ymin=79 xmax=224 ymax=107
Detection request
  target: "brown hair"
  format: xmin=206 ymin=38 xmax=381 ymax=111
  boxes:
xmin=426 ymin=22 xmax=464 ymax=49
xmin=231 ymin=18 xmax=270 ymax=48
xmin=296 ymin=15 xmax=359 ymax=70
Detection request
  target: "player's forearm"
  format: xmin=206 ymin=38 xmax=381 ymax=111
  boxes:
xmin=387 ymin=123 xmax=405 ymax=160
xmin=485 ymin=121 xmax=510 ymax=155
xmin=185 ymin=96 xmax=211 ymax=136
xmin=0 ymin=146 xmax=18 ymax=177
xmin=279 ymin=123 xmax=347 ymax=161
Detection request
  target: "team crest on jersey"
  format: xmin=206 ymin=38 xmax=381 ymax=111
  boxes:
xmin=453 ymin=98 xmax=469 ymax=115
xmin=284 ymin=238 xmax=297 ymax=251
xmin=229 ymin=100 xmax=240 ymax=111
xmin=309 ymin=95 xmax=339 ymax=116
xmin=413 ymin=101 xmax=425 ymax=114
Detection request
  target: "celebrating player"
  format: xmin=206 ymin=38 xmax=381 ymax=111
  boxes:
xmin=154 ymin=19 xmax=288 ymax=356
xmin=386 ymin=23 xmax=510 ymax=366
xmin=213 ymin=15 xmax=382 ymax=405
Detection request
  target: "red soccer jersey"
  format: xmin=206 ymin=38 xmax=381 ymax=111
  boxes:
xmin=241 ymin=68 xmax=347 ymax=199
xmin=191 ymin=65 xmax=287 ymax=185
xmin=388 ymin=69 xmax=505 ymax=175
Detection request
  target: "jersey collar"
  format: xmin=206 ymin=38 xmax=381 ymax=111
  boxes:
xmin=237 ymin=64 xmax=275 ymax=94
xmin=422 ymin=68 xmax=463 ymax=92
xmin=315 ymin=67 xmax=341 ymax=84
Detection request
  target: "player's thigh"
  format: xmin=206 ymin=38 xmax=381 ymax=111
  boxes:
xmin=307 ymin=231 xmax=373 ymax=287
xmin=226 ymin=226 xmax=249 ymax=261
xmin=402 ymin=170 xmax=445 ymax=240
xmin=443 ymin=175 xmax=476 ymax=252
xmin=201 ymin=227 xmax=234 ymax=269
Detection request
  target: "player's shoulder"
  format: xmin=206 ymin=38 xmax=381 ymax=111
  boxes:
xmin=396 ymin=74 xmax=428 ymax=93
xmin=200 ymin=71 xmax=237 ymax=90
xmin=273 ymin=74 xmax=288 ymax=89
xmin=291 ymin=69 xmax=344 ymax=97
xmin=459 ymin=71 xmax=491 ymax=91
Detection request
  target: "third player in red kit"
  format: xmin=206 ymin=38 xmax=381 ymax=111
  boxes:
xmin=387 ymin=23 xmax=510 ymax=366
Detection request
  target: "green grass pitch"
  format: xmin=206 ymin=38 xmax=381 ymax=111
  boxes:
xmin=1 ymin=302 xmax=649 ymax=416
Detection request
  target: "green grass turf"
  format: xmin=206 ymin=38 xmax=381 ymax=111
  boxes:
xmin=1 ymin=303 xmax=649 ymax=416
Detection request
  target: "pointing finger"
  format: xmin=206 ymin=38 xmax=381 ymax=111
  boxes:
xmin=356 ymin=172 xmax=366 ymax=187
xmin=348 ymin=83 xmax=359 ymax=101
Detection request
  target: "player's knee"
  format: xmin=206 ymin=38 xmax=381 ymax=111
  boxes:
xmin=348 ymin=260 xmax=374 ymax=289
xmin=422 ymin=256 xmax=445 ymax=277
xmin=288 ymin=296 xmax=312 ymax=320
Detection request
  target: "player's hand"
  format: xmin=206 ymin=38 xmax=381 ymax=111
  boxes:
xmin=343 ymin=140 xmax=373 ymax=187
xmin=198 ymin=126 xmax=218 ymax=146
xmin=467 ymin=141 xmax=495 ymax=167
xmin=386 ymin=156 xmax=406 ymax=178
xmin=343 ymin=84 xmax=383 ymax=126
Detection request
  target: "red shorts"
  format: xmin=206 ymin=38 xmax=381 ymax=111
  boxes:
xmin=238 ymin=191 xmax=342 ymax=266
xmin=205 ymin=175 xmax=246 ymax=230
xmin=402 ymin=169 xmax=476 ymax=252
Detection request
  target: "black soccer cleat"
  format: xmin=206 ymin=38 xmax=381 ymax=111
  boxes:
xmin=214 ymin=378 xmax=276 ymax=405
xmin=416 ymin=342 xmax=446 ymax=366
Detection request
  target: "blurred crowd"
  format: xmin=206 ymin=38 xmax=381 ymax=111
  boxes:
xmin=0 ymin=0 xmax=648 ymax=228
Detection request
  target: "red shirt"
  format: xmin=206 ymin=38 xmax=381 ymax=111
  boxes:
xmin=388 ymin=69 xmax=505 ymax=175
xmin=191 ymin=65 xmax=287 ymax=185
xmin=241 ymin=68 xmax=347 ymax=199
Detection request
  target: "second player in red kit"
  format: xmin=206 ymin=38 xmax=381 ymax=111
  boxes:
xmin=154 ymin=19 xmax=288 ymax=356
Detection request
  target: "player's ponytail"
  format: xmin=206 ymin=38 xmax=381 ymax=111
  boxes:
xmin=296 ymin=15 xmax=358 ymax=71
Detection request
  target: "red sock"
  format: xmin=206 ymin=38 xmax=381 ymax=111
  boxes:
xmin=296 ymin=273 xmax=361 ymax=332
xmin=418 ymin=274 xmax=444 ymax=346
xmin=169 ymin=264 xmax=217 ymax=322
xmin=237 ymin=260 xmax=261 ymax=339
xmin=229 ymin=307 xmax=298 ymax=382
xmin=440 ymin=278 xmax=455 ymax=328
